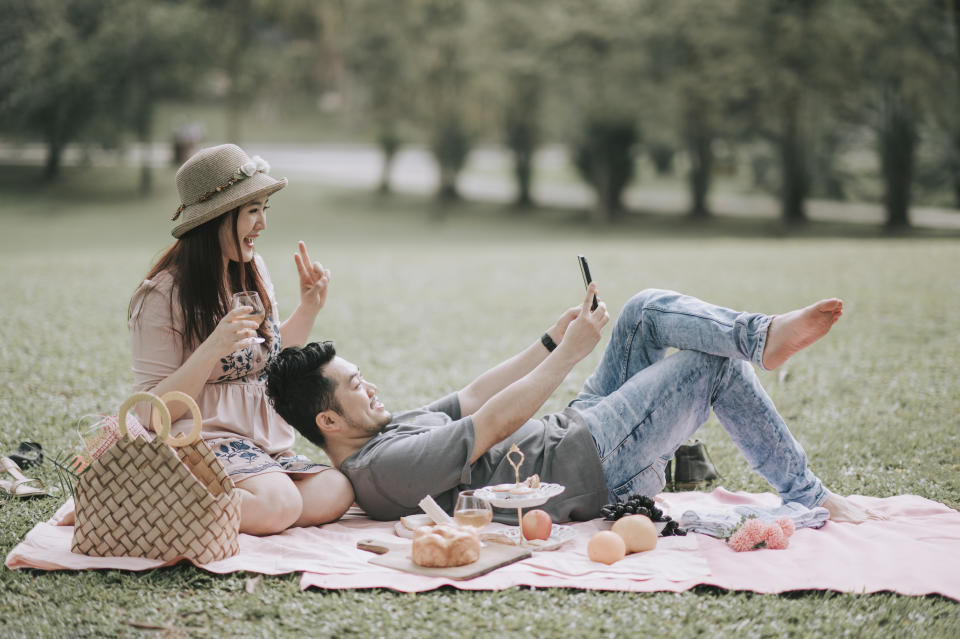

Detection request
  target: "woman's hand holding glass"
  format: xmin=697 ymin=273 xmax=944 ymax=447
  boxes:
xmin=202 ymin=307 xmax=261 ymax=360
xmin=231 ymin=291 xmax=266 ymax=345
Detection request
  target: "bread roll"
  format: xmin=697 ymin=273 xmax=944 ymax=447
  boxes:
xmin=411 ymin=524 xmax=481 ymax=568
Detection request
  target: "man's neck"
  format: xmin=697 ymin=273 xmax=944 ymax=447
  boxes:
xmin=324 ymin=436 xmax=373 ymax=469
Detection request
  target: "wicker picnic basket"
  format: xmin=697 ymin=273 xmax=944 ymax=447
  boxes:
xmin=72 ymin=391 xmax=241 ymax=564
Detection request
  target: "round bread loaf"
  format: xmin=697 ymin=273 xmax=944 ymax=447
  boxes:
xmin=411 ymin=524 xmax=481 ymax=568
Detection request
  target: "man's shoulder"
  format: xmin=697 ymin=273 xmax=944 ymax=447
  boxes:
xmin=342 ymin=409 xmax=460 ymax=464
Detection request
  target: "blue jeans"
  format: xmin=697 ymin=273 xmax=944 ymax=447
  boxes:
xmin=569 ymin=289 xmax=827 ymax=508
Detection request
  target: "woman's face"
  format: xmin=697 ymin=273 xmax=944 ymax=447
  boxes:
xmin=219 ymin=198 xmax=268 ymax=263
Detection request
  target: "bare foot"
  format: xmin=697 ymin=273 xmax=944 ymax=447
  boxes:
xmin=761 ymin=298 xmax=843 ymax=370
xmin=821 ymin=492 xmax=887 ymax=524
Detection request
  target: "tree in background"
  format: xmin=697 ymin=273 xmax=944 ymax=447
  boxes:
xmin=0 ymin=0 xmax=206 ymax=187
xmin=548 ymin=1 xmax=644 ymax=222
xmin=407 ymin=1 xmax=487 ymax=202
xmin=736 ymin=0 xmax=857 ymax=224
xmin=949 ymin=0 xmax=960 ymax=208
xmin=101 ymin=1 xmax=207 ymax=194
xmin=930 ymin=0 xmax=960 ymax=208
xmin=0 ymin=0 xmax=118 ymax=180
xmin=503 ymin=71 xmax=542 ymax=208
xmin=641 ymin=1 xmax=753 ymax=218
xmin=343 ymin=0 xmax=416 ymax=194
xmin=478 ymin=0 xmax=550 ymax=209
xmin=199 ymin=0 xmax=276 ymax=143
xmin=854 ymin=0 xmax=943 ymax=228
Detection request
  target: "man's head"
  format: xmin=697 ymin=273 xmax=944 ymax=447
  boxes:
xmin=265 ymin=341 xmax=392 ymax=451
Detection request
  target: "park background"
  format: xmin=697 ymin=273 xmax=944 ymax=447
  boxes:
xmin=1 ymin=1 xmax=959 ymax=637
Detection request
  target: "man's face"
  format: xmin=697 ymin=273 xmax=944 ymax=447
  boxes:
xmin=324 ymin=356 xmax=392 ymax=436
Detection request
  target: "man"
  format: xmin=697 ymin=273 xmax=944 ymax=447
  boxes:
xmin=265 ymin=284 xmax=879 ymax=524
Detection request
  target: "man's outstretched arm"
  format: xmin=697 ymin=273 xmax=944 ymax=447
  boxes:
xmin=468 ymin=284 xmax=609 ymax=464
xmin=457 ymin=306 xmax=579 ymax=417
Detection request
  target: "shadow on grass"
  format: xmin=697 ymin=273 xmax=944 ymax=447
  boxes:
xmin=341 ymin=189 xmax=960 ymax=241
xmin=3 ymin=162 xmax=959 ymax=240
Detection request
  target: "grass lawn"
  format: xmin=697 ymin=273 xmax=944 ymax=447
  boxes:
xmin=1 ymin=165 xmax=958 ymax=637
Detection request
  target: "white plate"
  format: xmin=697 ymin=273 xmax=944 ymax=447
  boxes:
xmin=474 ymin=483 xmax=566 ymax=508
xmin=503 ymin=524 xmax=575 ymax=551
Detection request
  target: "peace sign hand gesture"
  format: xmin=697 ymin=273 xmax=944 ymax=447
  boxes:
xmin=294 ymin=240 xmax=331 ymax=312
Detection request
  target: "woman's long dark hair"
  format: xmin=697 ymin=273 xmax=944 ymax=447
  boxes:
xmin=130 ymin=208 xmax=274 ymax=350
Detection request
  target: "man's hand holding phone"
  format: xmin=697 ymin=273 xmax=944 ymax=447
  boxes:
xmin=578 ymin=255 xmax=599 ymax=311
xmin=559 ymin=282 xmax=608 ymax=361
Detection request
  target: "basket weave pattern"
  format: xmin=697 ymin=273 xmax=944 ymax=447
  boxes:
xmin=72 ymin=431 xmax=240 ymax=564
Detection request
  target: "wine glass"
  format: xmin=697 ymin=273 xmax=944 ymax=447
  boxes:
xmin=453 ymin=491 xmax=493 ymax=531
xmin=232 ymin=291 xmax=266 ymax=344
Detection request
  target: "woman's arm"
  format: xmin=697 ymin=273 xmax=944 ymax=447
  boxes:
xmin=132 ymin=285 xmax=259 ymax=423
xmin=280 ymin=241 xmax=330 ymax=348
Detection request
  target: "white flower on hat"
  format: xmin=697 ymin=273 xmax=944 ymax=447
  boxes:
xmin=239 ymin=161 xmax=258 ymax=177
xmin=251 ymin=155 xmax=270 ymax=174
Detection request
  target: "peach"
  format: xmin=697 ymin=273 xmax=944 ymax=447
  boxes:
xmin=521 ymin=509 xmax=552 ymax=541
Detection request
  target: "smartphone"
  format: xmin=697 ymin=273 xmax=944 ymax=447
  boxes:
xmin=577 ymin=255 xmax=599 ymax=310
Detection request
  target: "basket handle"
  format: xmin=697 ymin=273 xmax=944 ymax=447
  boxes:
xmin=119 ymin=392 xmax=171 ymax=441
xmin=118 ymin=391 xmax=203 ymax=448
xmin=156 ymin=391 xmax=203 ymax=448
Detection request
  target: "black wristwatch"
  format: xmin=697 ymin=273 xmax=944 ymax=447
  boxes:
xmin=541 ymin=333 xmax=557 ymax=352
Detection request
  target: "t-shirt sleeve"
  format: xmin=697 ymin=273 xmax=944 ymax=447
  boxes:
xmin=129 ymin=277 xmax=184 ymax=403
xmin=351 ymin=416 xmax=476 ymax=517
xmin=424 ymin=392 xmax=462 ymax=420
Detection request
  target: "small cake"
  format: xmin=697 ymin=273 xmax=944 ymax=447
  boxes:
xmin=411 ymin=524 xmax=481 ymax=568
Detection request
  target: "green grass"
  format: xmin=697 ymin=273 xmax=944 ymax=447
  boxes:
xmin=1 ymin=165 xmax=959 ymax=638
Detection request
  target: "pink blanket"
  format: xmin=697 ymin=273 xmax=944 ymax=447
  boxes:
xmin=7 ymin=489 xmax=959 ymax=599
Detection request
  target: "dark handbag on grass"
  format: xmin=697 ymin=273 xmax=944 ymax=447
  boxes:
xmin=666 ymin=440 xmax=721 ymax=490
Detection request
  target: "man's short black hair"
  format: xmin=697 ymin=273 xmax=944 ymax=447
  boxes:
xmin=265 ymin=341 xmax=339 ymax=449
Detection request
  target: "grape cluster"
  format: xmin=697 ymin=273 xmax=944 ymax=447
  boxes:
xmin=599 ymin=494 xmax=687 ymax=537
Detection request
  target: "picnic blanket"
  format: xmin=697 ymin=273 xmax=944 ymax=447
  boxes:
xmin=6 ymin=488 xmax=960 ymax=600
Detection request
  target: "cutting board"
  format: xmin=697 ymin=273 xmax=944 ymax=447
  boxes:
xmin=357 ymin=538 xmax=531 ymax=580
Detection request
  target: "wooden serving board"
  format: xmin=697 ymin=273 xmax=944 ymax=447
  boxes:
xmin=357 ymin=538 xmax=531 ymax=580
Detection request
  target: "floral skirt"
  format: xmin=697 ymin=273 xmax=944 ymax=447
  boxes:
xmin=210 ymin=437 xmax=331 ymax=481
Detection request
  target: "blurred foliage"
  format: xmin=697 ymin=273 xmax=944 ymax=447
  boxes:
xmin=1 ymin=0 xmax=958 ymax=226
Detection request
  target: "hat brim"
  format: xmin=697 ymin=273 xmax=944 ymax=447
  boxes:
xmin=172 ymin=173 xmax=288 ymax=238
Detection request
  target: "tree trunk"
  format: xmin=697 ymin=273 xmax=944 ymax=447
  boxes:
xmin=44 ymin=114 xmax=66 ymax=181
xmin=512 ymin=149 xmax=534 ymax=209
xmin=44 ymin=137 xmax=63 ymax=181
xmin=377 ymin=128 xmax=400 ymax=195
xmin=880 ymin=87 xmax=916 ymax=229
xmin=378 ymin=148 xmax=396 ymax=195
xmin=952 ymin=0 xmax=960 ymax=208
xmin=437 ymin=166 xmax=460 ymax=201
xmin=505 ymin=75 xmax=540 ymax=210
xmin=591 ymin=162 xmax=616 ymax=223
xmin=137 ymin=101 xmax=154 ymax=196
xmin=779 ymin=103 xmax=808 ymax=224
xmin=953 ymin=134 xmax=960 ymax=209
xmin=687 ymin=128 xmax=713 ymax=218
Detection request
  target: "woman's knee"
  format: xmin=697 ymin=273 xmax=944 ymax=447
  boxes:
xmin=297 ymin=469 xmax=355 ymax=525
xmin=236 ymin=472 xmax=303 ymax=535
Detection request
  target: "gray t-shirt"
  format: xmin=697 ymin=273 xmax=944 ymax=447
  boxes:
xmin=339 ymin=393 xmax=609 ymax=523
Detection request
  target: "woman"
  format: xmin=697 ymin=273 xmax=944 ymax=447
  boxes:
xmin=127 ymin=143 xmax=354 ymax=535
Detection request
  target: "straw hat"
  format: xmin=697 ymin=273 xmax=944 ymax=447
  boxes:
xmin=171 ymin=144 xmax=287 ymax=238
